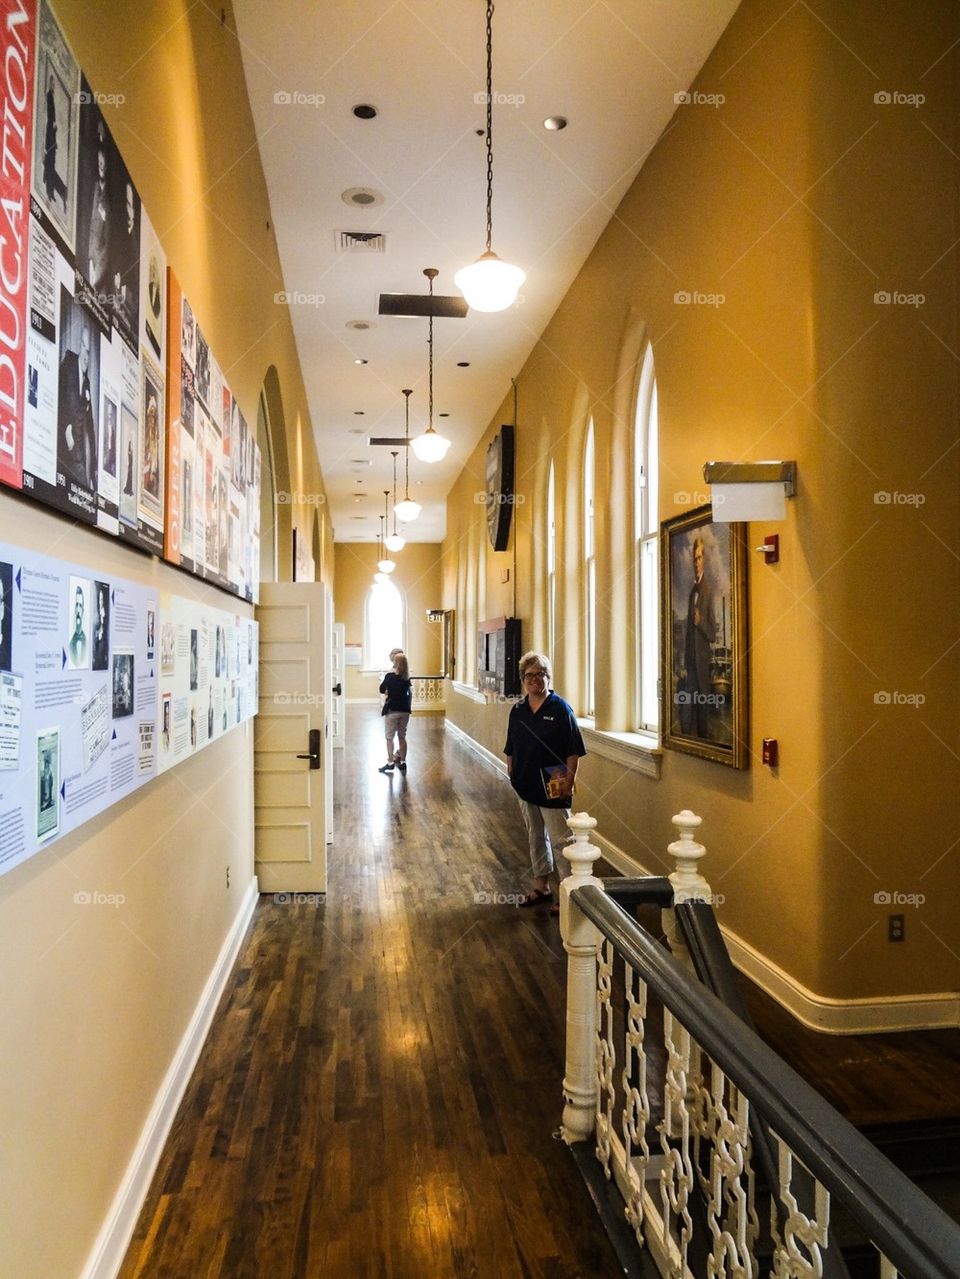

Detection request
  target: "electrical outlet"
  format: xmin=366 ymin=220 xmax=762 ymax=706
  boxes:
xmin=226 ymin=866 xmax=231 ymax=890
xmin=888 ymin=913 xmax=904 ymax=942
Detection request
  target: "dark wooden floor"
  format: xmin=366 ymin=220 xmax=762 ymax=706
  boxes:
xmin=119 ymin=708 xmax=623 ymax=1279
xmin=120 ymin=708 xmax=960 ymax=1278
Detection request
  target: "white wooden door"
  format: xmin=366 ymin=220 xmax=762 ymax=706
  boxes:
xmin=323 ymin=586 xmax=334 ymax=844
xmin=254 ymin=582 xmax=327 ymax=893
xmin=331 ymin=622 xmax=345 ymax=748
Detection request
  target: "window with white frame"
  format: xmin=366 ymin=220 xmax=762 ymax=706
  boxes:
xmin=547 ymin=462 xmax=556 ymax=661
xmin=584 ymin=420 xmax=596 ymax=717
xmin=634 ymin=343 xmax=659 ymax=731
xmin=364 ymin=578 xmax=404 ymax=670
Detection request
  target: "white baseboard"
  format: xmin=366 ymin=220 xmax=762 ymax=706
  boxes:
xmin=80 ymin=876 xmax=260 ymax=1279
xmin=445 ymin=717 xmax=508 ymax=776
xmin=446 ymin=716 xmax=960 ymax=1036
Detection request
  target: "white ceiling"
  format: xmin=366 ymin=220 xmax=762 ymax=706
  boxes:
xmin=234 ymin=0 xmax=740 ymax=544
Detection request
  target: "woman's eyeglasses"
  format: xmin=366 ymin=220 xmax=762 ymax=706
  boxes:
xmin=522 ymin=670 xmax=547 ymax=680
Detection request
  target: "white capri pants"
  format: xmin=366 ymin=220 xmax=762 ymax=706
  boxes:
xmin=517 ymin=798 xmax=573 ymax=882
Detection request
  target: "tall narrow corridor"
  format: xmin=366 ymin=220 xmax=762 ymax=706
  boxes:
xmin=119 ymin=708 xmax=620 ymax=1278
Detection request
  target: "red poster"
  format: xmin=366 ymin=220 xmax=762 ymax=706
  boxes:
xmin=0 ymin=0 xmax=35 ymax=490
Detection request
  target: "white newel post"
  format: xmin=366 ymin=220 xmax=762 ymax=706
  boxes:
xmin=663 ymin=809 xmax=711 ymax=970
xmin=560 ymin=811 xmax=603 ymax=1145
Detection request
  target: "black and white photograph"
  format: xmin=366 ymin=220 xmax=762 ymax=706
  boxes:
xmin=66 ymin=575 xmax=91 ymax=671
xmin=160 ymin=620 xmax=175 ymax=677
xmin=181 ymin=296 xmax=195 ymax=368
xmin=101 ymin=394 xmax=118 ymax=479
xmin=75 ymin=90 xmax=113 ymax=298
xmin=92 ymin=580 xmax=110 ymax=672
xmin=119 ymin=402 xmax=138 ymax=527
xmin=32 ymin=0 xmax=79 ymax=250
xmin=182 ymin=455 xmax=193 ymax=536
xmin=180 ymin=358 xmax=195 ymax=436
xmin=140 ymin=366 xmax=162 ymax=510
xmin=189 ymin=627 xmax=198 ymax=690
xmin=111 ymin=171 xmax=141 ymax=350
xmin=0 ymin=561 xmax=12 ymax=673
xmin=161 ymin=692 xmax=171 ymax=753
xmin=57 ymin=291 xmax=99 ymax=498
xmin=112 ymin=650 xmax=134 ymax=718
xmin=194 ymin=328 xmax=210 ymax=409
xmin=36 ymin=727 xmax=60 ymax=841
xmin=146 ymin=603 xmax=155 ymax=659
xmin=142 ymin=215 xmax=165 ymax=362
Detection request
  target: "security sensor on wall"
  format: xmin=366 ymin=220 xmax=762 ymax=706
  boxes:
xmin=702 ymin=460 xmax=797 ymax=522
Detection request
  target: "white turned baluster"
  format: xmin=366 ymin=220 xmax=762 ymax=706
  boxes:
xmin=663 ymin=809 xmax=712 ymax=969
xmin=560 ymin=812 xmax=603 ymax=1145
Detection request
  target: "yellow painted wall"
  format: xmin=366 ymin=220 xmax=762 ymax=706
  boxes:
xmin=444 ymin=0 xmax=959 ymax=1007
xmin=0 ymin=3 xmax=330 ymax=1276
xmin=334 ymin=542 xmax=443 ymax=700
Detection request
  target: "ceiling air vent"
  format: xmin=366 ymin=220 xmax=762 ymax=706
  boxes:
xmin=337 ymin=230 xmax=386 ymax=254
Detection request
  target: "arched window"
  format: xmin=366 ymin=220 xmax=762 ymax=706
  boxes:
xmin=634 ymin=343 xmax=659 ymax=730
xmin=546 ymin=462 xmax=556 ymax=660
xmin=584 ymin=420 xmax=596 ymax=717
xmin=364 ymin=579 xmax=404 ymax=670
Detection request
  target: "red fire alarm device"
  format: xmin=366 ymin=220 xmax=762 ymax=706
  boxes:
xmin=762 ymin=738 xmax=779 ymax=767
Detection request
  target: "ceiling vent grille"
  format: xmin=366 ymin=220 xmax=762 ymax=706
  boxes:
xmin=337 ymin=230 xmax=386 ymax=254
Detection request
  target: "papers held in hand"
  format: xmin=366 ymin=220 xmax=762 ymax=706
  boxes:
xmin=542 ymin=764 xmax=569 ymax=801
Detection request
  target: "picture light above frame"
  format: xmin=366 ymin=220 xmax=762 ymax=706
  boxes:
xmin=702 ymin=460 xmax=797 ymax=523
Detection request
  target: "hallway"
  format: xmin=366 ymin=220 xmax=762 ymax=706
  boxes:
xmin=119 ymin=708 xmax=620 ymax=1278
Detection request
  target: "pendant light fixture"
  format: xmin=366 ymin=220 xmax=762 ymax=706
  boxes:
xmin=394 ymin=389 xmax=422 ymax=522
xmin=384 ymin=452 xmax=406 ymax=552
xmin=410 ymin=269 xmax=451 ymax=464
xmin=454 ymin=1 xmax=525 ymax=312
xmin=377 ymin=493 xmax=396 ymax=573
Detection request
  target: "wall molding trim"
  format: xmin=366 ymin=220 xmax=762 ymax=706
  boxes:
xmin=588 ymin=826 xmax=959 ymax=1035
xmin=80 ymin=876 xmax=260 ymax=1279
xmin=450 ymin=681 xmax=487 ymax=705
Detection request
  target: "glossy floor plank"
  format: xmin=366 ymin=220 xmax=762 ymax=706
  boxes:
xmin=119 ymin=709 xmax=621 ymax=1279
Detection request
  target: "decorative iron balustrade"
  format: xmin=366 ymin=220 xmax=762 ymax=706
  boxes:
xmin=559 ymin=812 xmax=960 ymax=1279
xmin=410 ymin=675 xmax=445 ymax=708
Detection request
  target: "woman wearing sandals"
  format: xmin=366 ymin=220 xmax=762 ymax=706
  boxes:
xmin=379 ymin=650 xmax=412 ymax=773
xmin=504 ymin=651 xmax=586 ymax=914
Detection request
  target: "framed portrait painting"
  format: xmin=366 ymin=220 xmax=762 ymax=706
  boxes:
xmin=660 ymin=505 xmax=748 ymax=768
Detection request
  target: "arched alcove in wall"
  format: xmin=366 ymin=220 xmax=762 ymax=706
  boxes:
xmin=259 ymin=365 xmax=292 ymax=581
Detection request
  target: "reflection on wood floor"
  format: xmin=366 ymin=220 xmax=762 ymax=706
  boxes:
xmin=119 ymin=708 xmax=622 ymax=1279
xmin=119 ymin=706 xmax=960 ymax=1277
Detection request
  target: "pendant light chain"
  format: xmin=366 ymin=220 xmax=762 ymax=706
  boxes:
xmin=428 ymin=274 xmax=435 ymax=430
xmin=390 ymin=452 xmax=399 ymax=535
xmin=403 ymin=389 xmax=412 ymax=498
xmin=485 ymin=0 xmax=494 ymax=253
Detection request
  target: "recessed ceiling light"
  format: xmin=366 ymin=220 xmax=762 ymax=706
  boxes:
xmin=544 ymin=116 xmax=567 ymax=131
xmin=354 ymin=411 xmax=365 ymax=416
xmin=353 ymin=104 xmax=377 ymax=120
xmin=349 ymin=427 xmax=365 ymax=435
xmin=457 ymin=361 xmax=470 ymax=367
xmin=354 ymin=358 xmax=368 ymax=365
xmin=346 ymin=320 xmax=375 ymax=331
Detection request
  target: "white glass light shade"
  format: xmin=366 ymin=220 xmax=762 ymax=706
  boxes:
xmin=377 ymin=558 xmax=396 ymax=574
xmin=410 ymin=429 xmax=451 ymax=464
xmin=374 ymin=572 xmax=389 ymax=584
xmin=384 ymin=532 xmax=406 ymax=552
xmin=455 ymin=251 xmax=525 ymax=313
xmin=394 ymin=497 xmax=422 ymax=523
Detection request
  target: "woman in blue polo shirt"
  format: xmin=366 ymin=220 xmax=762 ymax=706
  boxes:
xmin=504 ymin=651 xmax=586 ymax=912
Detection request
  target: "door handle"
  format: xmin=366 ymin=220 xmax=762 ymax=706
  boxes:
xmin=296 ymin=727 xmax=321 ymax=770
xmin=332 ymin=682 xmax=342 ymax=697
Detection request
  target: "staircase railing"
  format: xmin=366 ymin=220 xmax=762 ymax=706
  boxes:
xmin=559 ymin=811 xmax=960 ymax=1279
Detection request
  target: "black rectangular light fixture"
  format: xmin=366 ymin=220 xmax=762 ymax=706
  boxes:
xmin=378 ymin=292 xmax=468 ymax=319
